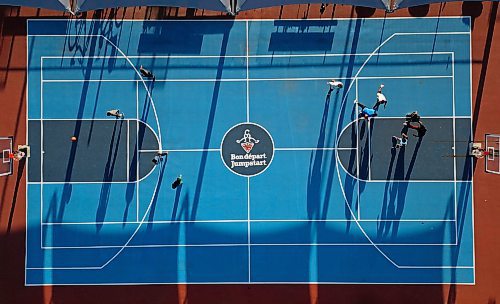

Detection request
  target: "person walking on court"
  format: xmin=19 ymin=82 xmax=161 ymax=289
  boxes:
xmin=106 ymin=109 xmax=124 ymax=118
xmin=355 ymin=99 xmax=378 ymax=120
xmin=140 ymin=65 xmax=155 ymax=80
xmin=373 ymin=84 xmax=388 ymax=111
xmin=405 ymin=121 xmax=427 ymax=138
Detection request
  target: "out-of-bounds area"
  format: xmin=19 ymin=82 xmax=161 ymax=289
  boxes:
xmin=1 ymin=2 xmax=500 ymax=303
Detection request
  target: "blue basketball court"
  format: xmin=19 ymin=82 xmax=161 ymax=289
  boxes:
xmin=26 ymin=17 xmax=474 ymax=285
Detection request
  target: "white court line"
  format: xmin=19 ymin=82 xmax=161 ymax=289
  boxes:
xmin=247 ymin=177 xmax=251 ymax=283
xmin=30 ymin=181 xmax=136 ymax=185
xmin=452 ymin=52 xmax=458 ymax=245
xmin=136 ymin=80 xmax=139 ymax=222
xmin=274 ymin=147 xmax=355 ymax=151
xmin=28 ymin=116 xmax=470 ymax=120
xmin=246 ymin=21 xmax=252 ymax=283
xmin=355 ymin=80 xmax=360 ymax=220
xmin=30 ymin=118 xmax=136 ymax=121
xmin=40 ymin=58 xmax=44 ymax=247
xmin=368 ymin=118 xmax=371 ymax=181
xmin=370 ymin=115 xmax=471 ymax=119
xmin=40 ymin=51 xmax=453 ymax=59
xmin=394 ymin=32 xmax=470 ymax=36
xmin=25 ymin=21 xmax=30 ymax=285
xmin=136 ymin=165 xmax=140 ymax=223
xmin=32 ymin=115 xmax=472 ymax=121
xmin=40 ymin=242 xmax=464 ymax=250
xmin=29 ymin=178 xmax=473 ymax=185
xmin=41 ymin=218 xmax=457 ymax=225
xmin=469 ymin=27 xmax=476 ymax=283
xmin=246 ymin=20 xmax=250 ymax=123
xmin=28 ymin=180 xmax=474 ymax=185
xmin=27 ymin=29 xmax=472 ymax=274
xmin=126 ymin=120 xmax=129 ymax=182
xmin=28 ymin=115 xmax=472 ymax=121
xmin=41 ymin=75 xmax=454 ymax=83
xmin=24 ymin=280 xmax=476 ymax=286
xmin=139 ymin=148 xmax=220 ymax=153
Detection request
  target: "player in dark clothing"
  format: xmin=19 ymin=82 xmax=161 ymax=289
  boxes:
xmin=152 ymin=151 xmax=168 ymax=165
xmin=405 ymin=111 xmax=421 ymax=123
xmin=140 ymin=65 xmax=155 ymax=80
xmin=405 ymin=121 xmax=427 ymax=138
xmin=172 ymin=175 xmax=183 ymax=189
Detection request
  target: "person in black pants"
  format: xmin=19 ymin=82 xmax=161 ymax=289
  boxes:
xmin=140 ymin=65 xmax=155 ymax=80
xmin=405 ymin=111 xmax=421 ymax=123
xmin=405 ymin=121 xmax=427 ymax=138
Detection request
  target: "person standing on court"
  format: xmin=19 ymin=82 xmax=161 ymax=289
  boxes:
xmin=405 ymin=111 xmax=421 ymax=123
xmin=327 ymin=79 xmax=343 ymax=97
xmin=140 ymin=65 xmax=155 ymax=80
xmin=152 ymin=151 xmax=169 ymax=165
xmin=373 ymin=84 xmax=387 ymax=111
xmin=354 ymin=99 xmax=378 ymax=120
xmin=106 ymin=109 xmax=124 ymax=118
xmin=405 ymin=121 xmax=427 ymax=138
xmin=327 ymin=79 xmax=343 ymax=90
xmin=172 ymin=175 xmax=183 ymax=189
xmin=392 ymin=133 xmax=408 ymax=149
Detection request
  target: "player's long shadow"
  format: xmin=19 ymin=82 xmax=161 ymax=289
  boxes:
xmin=343 ymin=117 xmax=358 ymax=232
xmin=140 ymin=78 xmax=156 ymax=123
xmin=358 ymin=119 xmax=373 ymax=181
xmin=333 ymin=18 xmax=362 ymax=232
xmin=357 ymin=118 xmax=374 ymax=203
xmin=96 ymin=119 xmax=123 ymax=231
xmin=379 ymin=136 xmax=423 ymax=239
xmin=56 ymin=21 xmax=102 ymax=222
xmin=87 ymin=37 xmax=118 ymax=146
xmin=306 ymin=90 xmax=335 ymax=220
xmin=146 ymin=158 xmax=168 ymax=231
xmin=377 ymin=147 xmax=397 ymax=239
xmin=171 ymin=184 xmax=183 ymax=221
xmin=123 ymin=160 xmax=137 ymax=225
xmin=379 ymin=146 xmax=406 ymax=239
xmin=65 ymin=19 xmax=124 ymax=146
xmin=340 ymin=118 xmax=371 ymax=232
xmin=191 ymin=24 xmax=232 ymax=220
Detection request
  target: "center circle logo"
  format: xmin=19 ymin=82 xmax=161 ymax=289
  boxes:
xmin=220 ymin=122 xmax=274 ymax=177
